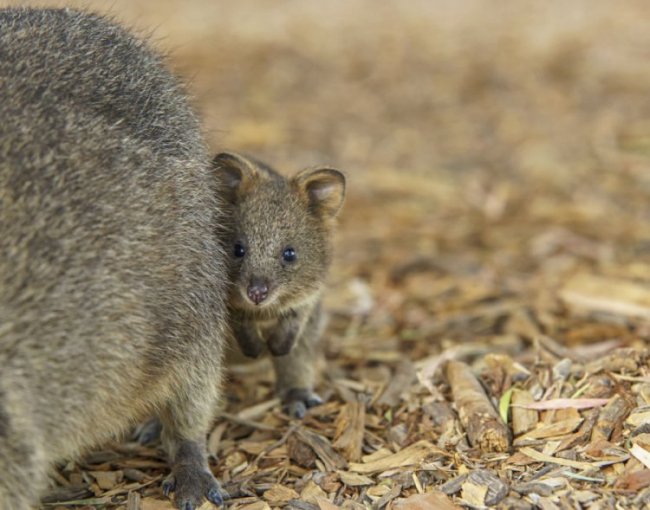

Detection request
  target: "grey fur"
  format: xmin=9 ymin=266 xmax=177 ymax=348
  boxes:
xmin=0 ymin=8 xmax=228 ymax=509
xmin=214 ymin=152 xmax=345 ymax=416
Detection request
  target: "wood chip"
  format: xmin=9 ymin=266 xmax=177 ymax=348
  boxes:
xmin=630 ymin=444 xmax=650 ymax=469
xmin=591 ymin=394 xmax=635 ymax=442
xmin=377 ymin=360 xmax=416 ymax=406
xmin=393 ymin=491 xmax=461 ymax=510
xmin=337 ymin=471 xmax=374 ymax=486
xmin=333 ymin=400 xmax=366 ymax=461
xmin=626 ymin=409 xmax=650 ymax=428
xmin=316 ymin=498 xmax=342 ymax=510
xmin=460 ymin=480 xmax=488 ymax=507
xmin=89 ymin=470 xmax=123 ymax=490
xmin=518 ymin=447 xmax=596 ymax=470
xmin=295 ymin=428 xmax=348 ymax=471
xmin=141 ymin=500 xmax=174 ymax=510
xmin=524 ymin=398 xmax=609 ymax=411
xmin=515 ymin=417 xmax=583 ymax=442
xmin=464 ymin=470 xmax=509 ymax=506
xmin=348 ymin=440 xmax=439 ymax=474
xmin=263 ymin=484 xmax=300 ymax=506
xmin=615 ymin=469 xmax=650 ymax=490
xmin=126 ymin=491 xmax=142 ymax=510
xmin=243 ymin=503 xmax=272 ymax=510
xmin=288 ymin=434 xmax=317 ymax=468
xmin=511 ymin=389 xmax=538 ymax=436
xmin=445 ymin=360 xmax=510 ymax=452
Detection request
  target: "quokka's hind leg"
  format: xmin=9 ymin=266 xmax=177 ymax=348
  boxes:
xmin=0 ymin=402 xmax=47 ymax=510
xmin=158 ymin=377 xmax=228 ymax=509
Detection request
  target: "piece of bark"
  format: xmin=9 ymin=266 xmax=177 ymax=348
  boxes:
xmin=288 ymin=434 xmax=318 ymax=468
xmin=333 ymin=400 xmax=366 ymax=461
xmin=445 ymin=360 xmax=510 ymax=452
xmin=295 ymin=428 xmax=348 ymax=471
xmin=556 ymin=408 xmax=600 ymax=451
xmin=511 ymin=482 xmax=555 ymax=497
xmin=591 ymin=394 xmax=635 ymax=442
xmin=511 ymin=389 xmax=538 ymax=436
xmin=464 ymin=470 xmax=509 ymax=506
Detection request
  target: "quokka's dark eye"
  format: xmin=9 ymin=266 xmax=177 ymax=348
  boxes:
xmin=282 ymin=247 xmax=297 ymax=263
xmin=234 ymin=243 xmax=246 ymax=258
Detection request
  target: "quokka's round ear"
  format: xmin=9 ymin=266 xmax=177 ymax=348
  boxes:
xmin=212 ymin=152 xmax=259 ymax=191
xmin=294 ymin=167 xmax=346 ymax=218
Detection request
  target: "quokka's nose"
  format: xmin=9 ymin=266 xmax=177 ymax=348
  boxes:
xmin=247 ymin=280 xmax=269 ymax=305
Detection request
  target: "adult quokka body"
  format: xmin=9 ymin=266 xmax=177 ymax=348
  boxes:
xmin=214 ymin=153 xmax=346 ymax=418
xmin=0 ymin=8 xmax=228 ymax=509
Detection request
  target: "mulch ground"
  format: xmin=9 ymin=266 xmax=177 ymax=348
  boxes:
xmin=30 ymin=1 xmax=650 ymax=508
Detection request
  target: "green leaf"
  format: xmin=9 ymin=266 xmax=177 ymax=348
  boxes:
xmin=499 ymin=387 xmax=514 ymax=424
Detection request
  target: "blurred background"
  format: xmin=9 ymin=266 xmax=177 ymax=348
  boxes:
xmin=4 ymin=0 xmax=650 ymax=355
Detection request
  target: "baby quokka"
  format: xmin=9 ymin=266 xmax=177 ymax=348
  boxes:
xmin=215 ymin=152 xmax=346 ymax=417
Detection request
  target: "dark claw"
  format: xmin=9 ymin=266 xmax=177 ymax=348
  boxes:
xmin=162 ymin=478 xmax=175 ymax=498
xmin=287 ymin=401 xmax=307 ymax=419
xmin=305 ymin=394 xmax=323 ymax=408
xmin=207 ymin=486 xmax=225 ymax=505
xmin=283 ymin=388 xmax=324 ymax=418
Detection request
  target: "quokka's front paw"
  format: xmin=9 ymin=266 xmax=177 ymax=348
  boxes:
xmin=163 ymin=466 xmax=227 ymax=510
xmin=237 ymin=337 xmax=265 ymax=359
xmin=267 ymin=332 xmax=297 ymax=356
xmin=283 ymin=388 xmax=323 ymax=419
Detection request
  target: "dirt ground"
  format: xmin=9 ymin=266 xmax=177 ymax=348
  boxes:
xmin=5 ymin=1 xmax=650 ymax=508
